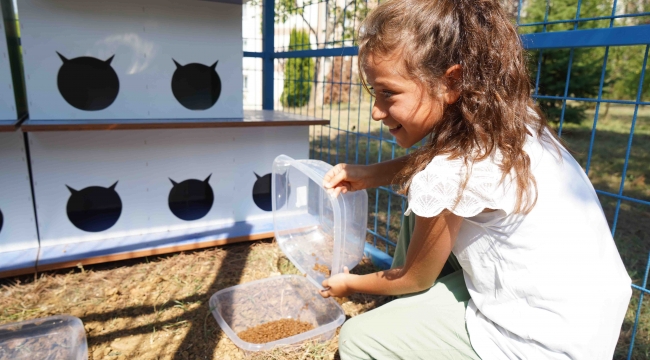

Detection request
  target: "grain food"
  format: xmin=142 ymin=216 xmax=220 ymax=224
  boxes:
xmin=237 ymin=319 xmax=314 ymax=344
xmin=313 ymin=263 xmax=331 ymax=277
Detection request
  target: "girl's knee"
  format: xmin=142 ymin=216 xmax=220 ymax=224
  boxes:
xmin=339 ymin=316 xmax=363 ymax=346
xmin=338 ymin=316 xmax=371 ymax=359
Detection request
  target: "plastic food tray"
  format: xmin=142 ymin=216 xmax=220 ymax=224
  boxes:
xmin=272 ymin=155 xmax=368 ymax=289
xmin=0 ymin=315 xmax=88 ymax=360
xmin=210 ymin=155 xmax=368 ymax=352
xmin=210 ymin=275 xmax=345 ymax=352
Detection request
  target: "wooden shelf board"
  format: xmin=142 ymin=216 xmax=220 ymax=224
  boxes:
xmin=0 ymin=118 xmax=23 ymax=132
xmin=0 ymin=267 xmax=37 ymax=278
xmin=35 ymin=232 xmax=272 ymax=273
xmin=34 ymin=218 xmax=276 ymax=275
xmin=21 ymin=110 xmax=329 ymax=131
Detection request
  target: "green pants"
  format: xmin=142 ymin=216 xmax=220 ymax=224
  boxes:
xmin=338 ymin=213 xmax=481 ymax=360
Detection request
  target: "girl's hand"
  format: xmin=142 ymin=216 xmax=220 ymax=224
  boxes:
xmin=320 ymin=266 xmax=354 ymax=298
xmin=323 ymin=164 xmax=374 ymax=198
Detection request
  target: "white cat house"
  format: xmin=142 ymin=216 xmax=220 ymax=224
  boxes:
xmin=0 ymin=2 xmax=37 ymax=277
xmin=3 ymin=0 xmax=328 ymax=275
xmin=18 ymin=0 xmax=243 ymax=120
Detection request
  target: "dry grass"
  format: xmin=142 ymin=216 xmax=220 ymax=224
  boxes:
xmin=0 ymin=240 xmax=390 ymax=360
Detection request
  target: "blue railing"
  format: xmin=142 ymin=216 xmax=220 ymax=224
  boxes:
xmin=243 ymin=0 xmax=650 ymax=357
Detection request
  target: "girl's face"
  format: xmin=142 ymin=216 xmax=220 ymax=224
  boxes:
xmin=364 ymin=54 xmax=458 ymax=148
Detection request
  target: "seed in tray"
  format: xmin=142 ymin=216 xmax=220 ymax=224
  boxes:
xmin=313 ymin=263 xmax=331 ymax=277
xmin=237 ymin=319 xmax=314 ymax=344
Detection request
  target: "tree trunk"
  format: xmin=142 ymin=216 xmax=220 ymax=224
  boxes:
xmin=324 ymin=56 xmax=353 ymax=105
xmin=306 ymin=1 xmax=328 ymax=111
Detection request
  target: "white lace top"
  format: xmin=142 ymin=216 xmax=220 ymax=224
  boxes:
xmin=405 ymin=153 xmax=514 ymax=218
xmin=406 ymin=130 xmax=631 ymax=359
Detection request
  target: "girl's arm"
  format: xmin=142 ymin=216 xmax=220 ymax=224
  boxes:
xmin=321 ymin=211 xmax=462 ymax=297
xmin=323 ymin=154 xmax=411 ymax=197
xmin=366 ymin=154 xmax=411 ymax=188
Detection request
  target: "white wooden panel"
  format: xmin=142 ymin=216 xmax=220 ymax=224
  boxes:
xmin=29 ymin=127 xmax=308 ymax=247
xmin=19 ymin=0 xmax=242 ymax=120
xmin=0 ymin=132 xmax=39 ymax=253
xmin=0 ymin=5 xmax=17 ymax=120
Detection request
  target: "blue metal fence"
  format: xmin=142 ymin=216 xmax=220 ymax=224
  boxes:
xmin=243 ymin=0 xmax=650 ymax=357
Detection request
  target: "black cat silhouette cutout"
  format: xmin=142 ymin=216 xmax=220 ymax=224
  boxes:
xmin=0 ymin=208 xmax=3 ymax=234
xmin=171 ymin=59 xmax=221 ymax=110
xmin=57 ymin=52 xmax=119 ymax=111
xmin=168 ymin=175 xmax=214 ymax=221
xmin=253 ymin=172 xmax=289 ymax=212
xmin=66 ymin=182 xmax=122 ymax=232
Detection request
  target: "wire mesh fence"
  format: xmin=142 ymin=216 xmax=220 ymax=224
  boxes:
xmin=243 ymin=0 xmax=650 ymax=357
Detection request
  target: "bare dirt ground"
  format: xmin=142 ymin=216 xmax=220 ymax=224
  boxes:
xmin=0 ymin=239 xmax=390 ymax=359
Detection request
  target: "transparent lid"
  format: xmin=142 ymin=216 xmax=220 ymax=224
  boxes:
xmin=209 ymin=275 xmax=345 ymax=352
xmin=0 ymin=315 xmax=88 ymax=360
xmin=272 ymin=155 xmax=368 ymax=289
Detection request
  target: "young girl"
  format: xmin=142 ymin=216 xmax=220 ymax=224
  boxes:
xmin=319 ymin=0 xmax=632 ymax=359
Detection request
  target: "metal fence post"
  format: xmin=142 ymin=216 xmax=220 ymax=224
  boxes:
xmin=262 ymin=0 xmax=274 ymax=110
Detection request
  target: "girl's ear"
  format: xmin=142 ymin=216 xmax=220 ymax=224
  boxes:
xmin=443 ymin=64 xmax=462 ymax=104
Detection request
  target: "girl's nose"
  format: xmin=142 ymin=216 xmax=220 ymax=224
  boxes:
xmin=371 ymin=101 xmax=387 ymax=122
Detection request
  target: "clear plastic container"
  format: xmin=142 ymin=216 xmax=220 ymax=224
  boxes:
xmin=0 ymin=315 xmax=88 ymax=360
xmin=209 ymin=275 xmax=345 ymax=352
xmin=210 ymin=155 xmax=368 ymax=352
xmin=272 ymin=155 xmax=368 ymax=289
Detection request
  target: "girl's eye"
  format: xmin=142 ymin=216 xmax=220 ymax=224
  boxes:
xmin=381 ymin=90 xmax=394 ymax=99
xmin=368 ymin=87 xmax=394 ymax=99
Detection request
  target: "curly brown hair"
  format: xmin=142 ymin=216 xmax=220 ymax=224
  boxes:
xmin=358 ymin=0 xmax=559 ymax=214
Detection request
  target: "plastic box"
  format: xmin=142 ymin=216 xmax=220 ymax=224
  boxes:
xmin=0 ymin=315 xmax=88 ymax=360
xmin=210 ymin=155 xmax=368 ymax=352
xmin=271 ymin=155 xmax=368 ymax=289
xmin=210 ymin=275 xmax=345 ymax=352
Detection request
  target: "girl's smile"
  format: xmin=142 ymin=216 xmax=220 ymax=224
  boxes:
xmin=388 ymin=124 xmax=403 ymax=135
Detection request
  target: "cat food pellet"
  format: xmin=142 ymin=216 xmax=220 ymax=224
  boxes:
xmin=237 ymin=319 xmax=314 ymax=344
xmin=313 ymin=263 xmax=331 ymax=277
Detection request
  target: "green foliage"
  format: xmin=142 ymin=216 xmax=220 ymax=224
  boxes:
xmin=523 ymin=0 xmax=613 ymax=124
xmin=274 ymin=0 xmax=304 ymax=25
xmin=530 ymin=47 xmax=604 ymax=124
xmin=280 ymin=29 xmax=314 ymax=108
xmin=246 ymin=0 xmax=307 ymax=33
xmin=522 ymin=0 xmax=650 ymax=123
xmin=273 ymin=0 xmax=370 ymax=45
xmin=520 ymin=0 xmax=612 ymax=34
xmin=607 ymin=45 xmax=650 ymax=102
xmin=331 ymin=1 xmax=371 ymax=44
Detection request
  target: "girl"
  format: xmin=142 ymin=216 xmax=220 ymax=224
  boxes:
xmin=319 ymin=0 xmax=632 ymax=359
